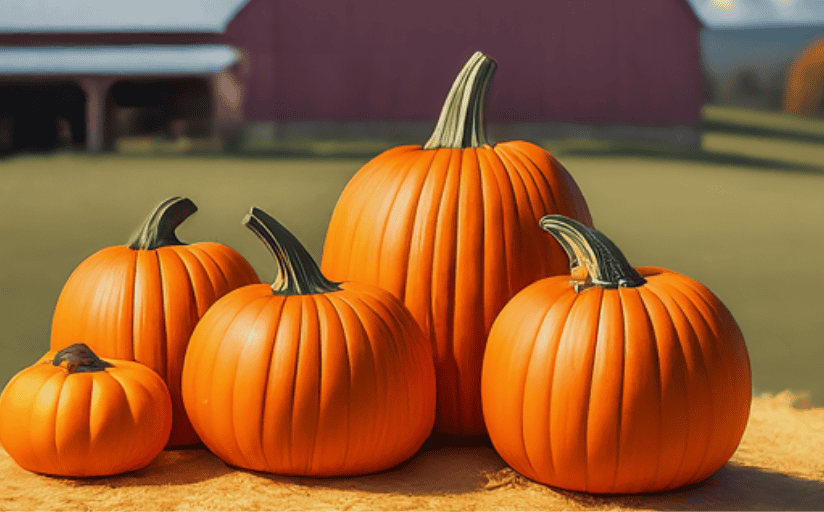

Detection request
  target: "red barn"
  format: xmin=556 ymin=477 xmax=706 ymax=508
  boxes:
xmin=0 ymin=0 xmax=703 ymax=153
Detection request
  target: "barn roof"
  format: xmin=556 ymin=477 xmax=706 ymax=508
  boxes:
xmin=0 ymin=45 xmax=241 ymax=75
xmin=0 ymin=0 xmax=251 ymax=33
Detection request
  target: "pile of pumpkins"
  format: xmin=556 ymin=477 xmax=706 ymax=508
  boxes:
xmin=0 ymin=52 xmax=752 ymax=494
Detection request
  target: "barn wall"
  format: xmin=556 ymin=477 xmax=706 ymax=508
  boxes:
xmin=221 ymin=0 xmax=703 ymax=125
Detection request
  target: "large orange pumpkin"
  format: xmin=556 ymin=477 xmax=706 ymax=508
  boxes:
xmin=181 ymin=207 xmax=436 ymax=476
xmin=482 ymin=215 xmax=751 ymax=493
xmin=50 ymin=197 xmax=259 ymax=446
xmin=321 ymin=52 xmax=592 ymax=436
xmin=0 ymin=343 xmax=172 ymax=477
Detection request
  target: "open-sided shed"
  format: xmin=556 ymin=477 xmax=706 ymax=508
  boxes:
xmin=0 ymin=1 xmax=248 ymax=153
xmin=0 ymin=0 xmax=704 ymax=152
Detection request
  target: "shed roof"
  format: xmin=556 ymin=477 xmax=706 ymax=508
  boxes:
xmin=0 ymin=0 xmax=251 ymax=33
xmin=0 ymin=45 xmax=241 ymax=75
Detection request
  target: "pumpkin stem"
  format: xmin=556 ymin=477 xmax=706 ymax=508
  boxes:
xmin=51 ymin=343 xmax=113 ymax=374
xmin=243 ymin=207 xmax=341 ymax=296
xmin=127 ymin=197 xmax=197 ymax=250
xmin=423 ymin=51 xmax=497 ymax=150
xmin=539 ymin=215 xmax=646 ymax=291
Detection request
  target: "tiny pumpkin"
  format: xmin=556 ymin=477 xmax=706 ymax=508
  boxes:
xmin=50 ymin=197 xmax=259 ymax=446
xmin=321 ymin=52 xmax=592 ymax=436
xmin=481 ymin=215 xmax=751 ymax=494
xmin=0 ymin=343 xmax=172 ymax=477
xmin=181 ymin=208 xmax=436 ymax=476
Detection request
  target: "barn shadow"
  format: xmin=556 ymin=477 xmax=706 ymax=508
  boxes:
xmin=702 ymin=117 xmax=824 ymax=144
xmin=0 ymin=81 xmax=86 ymax=156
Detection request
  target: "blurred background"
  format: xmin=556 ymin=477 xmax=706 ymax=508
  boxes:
xmin=1 ymin=0 xmax=822 ymax=407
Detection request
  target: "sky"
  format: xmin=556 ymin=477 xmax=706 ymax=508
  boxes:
xmin=687 ymin=0 xmax=824 ymax=28
xmin=1 ymin=1 xmax=822 ymax=33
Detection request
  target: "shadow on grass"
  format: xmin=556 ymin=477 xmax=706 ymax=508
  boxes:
xmin=557 ymin=141 xmax=824 ymax=175
xmin=231 ymin=138 xmax=398 ymax=160
xmin=55 ymin=149 xmax=381 ymax=161
xmin=96 ymin=140 xmax=824 ymax=173
xmin=0 ymin=141 xmax=395 ymax=162
xmin=108 ymin=148 xmax=387 ymax=160
xmin=702 ymin=119 xmax=824 ymax=145
xmin=546 ymin=463 xmax=824 ymax=511
xmin=236 ymin=147 xmax=390 ymax=160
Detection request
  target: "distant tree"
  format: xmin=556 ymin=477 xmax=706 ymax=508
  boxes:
xmin=702 ymin=72 xmax=716 ymax=104
xmin=734 ymin=70 xmax=763 ymax=98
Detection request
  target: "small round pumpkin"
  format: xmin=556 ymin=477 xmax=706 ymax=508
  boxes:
xmin=321 ymin=52 xmax=592 ymax=437
xmin=181 ymin=208 xmax=436 ymax=476
xmin=481 ymin=215 xmax=751 ymax=494
xmin=50 ymin=197 xmax=260 ymax=447
xmin=0 ymin=343 xmax=172 ymax=477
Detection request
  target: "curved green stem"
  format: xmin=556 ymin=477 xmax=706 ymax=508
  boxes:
xmin=243 ymin=207 xmax=341 ymax=296
xmin=423 ymin=51 xmax=497 ymax=150
xmin=52 ymin=343 xmax=113 ymax=374
xmin=540 ymin=215 xmax=646 ymax=290
xmin=127 ymin=197 xmax=196 ymax=250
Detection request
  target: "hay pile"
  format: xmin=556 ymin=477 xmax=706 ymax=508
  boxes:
xmin=1 ymin=392 xmax=822 ymax=511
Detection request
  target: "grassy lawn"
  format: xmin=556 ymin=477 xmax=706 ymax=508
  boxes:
xmin=1 ymin=105 xmax=823 ymax=407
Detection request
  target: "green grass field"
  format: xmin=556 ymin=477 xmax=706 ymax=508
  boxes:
xmin=2 ymin=105 xmax=823 ymax=406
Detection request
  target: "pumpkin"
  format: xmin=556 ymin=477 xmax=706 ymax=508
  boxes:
xmin=320 ymin=52 xmax=592 ymax=436
xmin=50 ymin=197 xmax=259 ymax=447
xmin=181 ymin=207 xmax=436 ymax=476
xmin=481 ymin=215 xmax=751 ymax=494
xmin=784 ymin=38 xmax=824 ymax=116
xmin=0 ymin=343 xmax=172 ymax=477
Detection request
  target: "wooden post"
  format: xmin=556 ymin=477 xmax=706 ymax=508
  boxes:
xmin=212 ymin=67 xmax=246 ymax=152
xmin=78 ymin=77 xmax=112 ymax=153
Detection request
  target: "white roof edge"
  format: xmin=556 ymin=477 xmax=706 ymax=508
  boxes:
xmin=0 ymin=45 xmax=242 ymax=75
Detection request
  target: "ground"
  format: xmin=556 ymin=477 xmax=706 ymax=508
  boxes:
xmin=0 ymin=393 xmax=822 ymax=510
xmin=0 ymin=105 xmax=823 ymax=509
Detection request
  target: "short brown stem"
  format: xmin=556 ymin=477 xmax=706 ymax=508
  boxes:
xmin=52 ymin=343 xmax=113 ymax=374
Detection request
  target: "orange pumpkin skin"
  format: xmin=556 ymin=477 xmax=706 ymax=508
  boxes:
xmin=0 ymin=345 xmax=172 ymax=477
xmin=50 ymin=198 xmax=259 ymax=446
xmin=481 ymin=218 xmax=751 ymax=494
xmin=181 ymin=209 xmax=436 ymax=476
xmin=321 ymin=53 xmax=592 ymax=437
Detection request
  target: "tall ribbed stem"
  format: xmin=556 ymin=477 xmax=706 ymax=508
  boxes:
xmin=423 ymin=51 xmax=497 ymax=149
xmin=243 ymin=207 xmax=340 ymax=296
xmin=540 ymin=215 xmax=646 ymax=290
xmin=127 ymin=197 xmax=196 ymax=250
